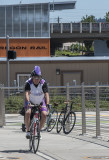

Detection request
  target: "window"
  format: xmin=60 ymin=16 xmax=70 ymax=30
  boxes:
xmin=17 ymin=74 xmax=30 ymax=87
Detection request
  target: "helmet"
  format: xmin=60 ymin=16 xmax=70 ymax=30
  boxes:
xmin=31 ymin=66 xmax=41 ymax=77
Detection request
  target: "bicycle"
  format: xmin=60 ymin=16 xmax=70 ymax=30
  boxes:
xmin=57 ymin=101 xmax=76 ymax=134
xmin=29 ymin=104 xmax=41 ymax=154
xmin=41 ymin=103 xmax=58 ymax=132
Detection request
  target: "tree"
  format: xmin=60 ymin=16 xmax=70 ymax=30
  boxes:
xmin=84 ymin=41 xmax=93 ymax=53
xmin=81 ymin=15 xmax=95 ymax=54
xmin=105 ymin=12 xmax=109 ymax=22
xmin=81 ymin=15 xmax=96 ymax=22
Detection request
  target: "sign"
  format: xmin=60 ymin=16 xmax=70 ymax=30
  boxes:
xmin=0 ymin=39 xmax=50 ymax=57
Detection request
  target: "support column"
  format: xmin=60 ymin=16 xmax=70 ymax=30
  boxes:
xmin=96 ymin=82 xmax=100 ymax=137
xmin=81 ymin=82 xmax=86 ymax=135
xmin=0 ymin=85 xmax=5 ymax=127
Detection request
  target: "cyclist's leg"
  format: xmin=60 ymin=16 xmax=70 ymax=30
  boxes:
xmin=25 ymin=108 xmax=32 ymax=132
xmin=40 ymin=100 xmax=48 ymax=130
xmin=40 ymin=110 xmax=47 ymax=130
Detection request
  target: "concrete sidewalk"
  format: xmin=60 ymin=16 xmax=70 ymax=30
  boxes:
xmin=0 ymin=115 xmax=109 ymax=160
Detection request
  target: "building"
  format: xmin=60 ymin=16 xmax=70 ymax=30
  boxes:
xmin=0 ymin=0 xmax=77 ymax=86
xmin=0 ymin=0 xmax=76 ymax=57
xmin=1 ymin=1 xmax=109 ymax=87
xmin=1 ymin=57 xmax=109 ymax=87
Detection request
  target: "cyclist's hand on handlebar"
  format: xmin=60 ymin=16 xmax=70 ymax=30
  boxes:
xmin=46 ymin=104 xmax=51 ymax=109
xmin=46 ymin=104 xmax=51 ymax=115
xmin=26 ymin=101 xmax=31 ymax=109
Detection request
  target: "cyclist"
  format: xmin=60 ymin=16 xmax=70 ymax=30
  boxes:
xmin=24 ymin=65 xmax=50 ymax=139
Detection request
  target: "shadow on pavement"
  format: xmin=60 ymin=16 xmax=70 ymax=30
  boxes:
xmin=0 ymin=149 xmax=31 ymax=154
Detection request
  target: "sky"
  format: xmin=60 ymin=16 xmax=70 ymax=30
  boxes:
xmin=50 ymin=0 xmax=109 ymax=22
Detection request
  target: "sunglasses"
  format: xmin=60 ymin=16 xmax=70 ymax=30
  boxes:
xmin=33 ymin=76 xmax=40 ymax=80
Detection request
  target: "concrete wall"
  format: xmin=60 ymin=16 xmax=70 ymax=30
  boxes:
xmin=94 ymin=40 xmax=109 ymax=56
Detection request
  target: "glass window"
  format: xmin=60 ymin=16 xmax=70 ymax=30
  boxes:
xmin=42 ymin=4 xmax=49 ymax=37
xmin=35 ymin=4 xmax=41 ymax=37
xmin=0 ymin=7 xmax=5 ymax=37
xmin=17 ymin=74 xmax=30 ymax=87
xmin=13 ymin=6 xmax=20 ymax=37
xmin=42 ymin=3 xmax=49 ymax=19
xmin=21 ymin=6 xmax=27 ymax=37
xmin=28 ymin=5 xmax=34 ymax=37
xmin=0 ymin=3 xmax=49 ymax=38
xmin=6 ymin=6 xmax=12 ymax=37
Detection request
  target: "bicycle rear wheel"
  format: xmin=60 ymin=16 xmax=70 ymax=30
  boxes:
xmin=63 ymin=111 xmax=76 ymax=134
xmin=47 ymin=110 xmax=58 ymax=132
xmin=56 ymin=111 xmax=64 ymax=133
xmin=33 ymin=121 xmax=40 ymax=153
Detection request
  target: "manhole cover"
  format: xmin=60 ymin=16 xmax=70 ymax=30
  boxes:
xmin=85 ymin=156 xmax=109 ymax=159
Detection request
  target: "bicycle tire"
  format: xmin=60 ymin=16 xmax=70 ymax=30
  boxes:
xmin=33 ymin=120 xmax=40 ymax=153
xmin=63 ymin=111 xmax=76 ymax=134
xmin=56 ymin=111 xmax=64 ymax=133
xmin=47 ymin=110 xmax=58 ymax=132
xmin=29 ymin=135 xmax=33 ymax=151
xmin=29 ymin=121 xmax=33 ymax=151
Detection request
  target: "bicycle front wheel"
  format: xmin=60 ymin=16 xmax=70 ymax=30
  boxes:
xmin=29 ymin=121 xmax=34 ymax=151
xmin=47 ymin=110 xmax=58 ymax=132
xmin=29 ymin=134 xmax=33 ymax=151
xmin=63 ymin=111 xmax=76 ymax=134
xmin=56 ymin=111 xmax=64 ymax=133
xmin=33 ymin=121 xmax=40 ymax=153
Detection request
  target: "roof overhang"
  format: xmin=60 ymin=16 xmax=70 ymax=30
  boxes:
xmin=50 ymin=1 xmax=76 ymax=10
xmin=0 ymin=1 xmax=76 ymax=10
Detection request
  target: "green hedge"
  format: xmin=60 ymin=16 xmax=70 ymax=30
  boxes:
xmin=5 ymin=96 xmax=24 ymax=113
xmin=5 ymin=95 xmax=109 ymax=113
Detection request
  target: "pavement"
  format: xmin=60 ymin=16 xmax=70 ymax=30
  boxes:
xmin=0 ymin=114 xmax=109 ymax=160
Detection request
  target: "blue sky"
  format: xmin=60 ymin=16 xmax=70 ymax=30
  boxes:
xmin=50 ymin=0 xmax=109 ymax=22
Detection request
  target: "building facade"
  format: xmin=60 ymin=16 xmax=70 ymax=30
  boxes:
xmin=0 ymin=3 xmax=50 ymax=57
xmin=0 ymin=1 xmax=76 ymax=57
xmin=0 ymin=57 xmax=109 ymax=87
xmin=0 ymin=1 xmax=77 ymax=86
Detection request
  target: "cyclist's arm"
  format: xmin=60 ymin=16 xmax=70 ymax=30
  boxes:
xmin=25 ymin=91 xmax=30 ymax=102
xmin=25 ymin=82 xmax=31 ymax=103
xmin=44 ymin=92 xmax=49 ymax=106
xmin=42 ymin=82 xmax=49 ymax=106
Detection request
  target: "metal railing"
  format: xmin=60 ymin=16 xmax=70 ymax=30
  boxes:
xmin=50 ymin=22 xmax=109 ymax=34
xmin=0 ymin=83 xmax=109 ymax=140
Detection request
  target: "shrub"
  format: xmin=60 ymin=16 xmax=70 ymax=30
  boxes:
xmin=5 ymin=96 xmax=24 ymax=113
